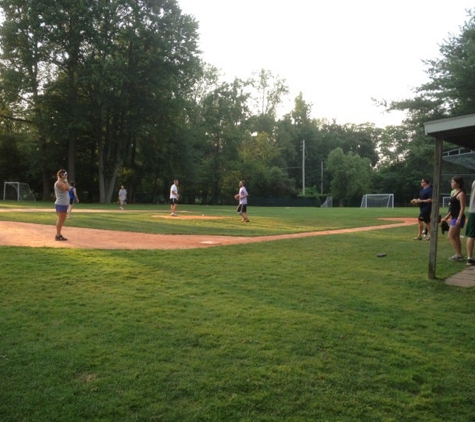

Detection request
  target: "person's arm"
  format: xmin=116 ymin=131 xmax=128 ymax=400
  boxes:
xmin=57 ymin=177 xmax=70 ymax=191
xmin=74 ymin=188 xmax=79 ymax=202
xmin=457 ymin=192 xmax=467 ymax=225
xmin=417 ymin=197 xmax=431 ymax=204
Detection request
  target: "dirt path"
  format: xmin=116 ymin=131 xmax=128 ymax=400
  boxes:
xmin=0 ymin=211 xmax=415 ymax=250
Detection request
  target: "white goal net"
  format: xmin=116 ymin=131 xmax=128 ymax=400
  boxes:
xmin=3 ymin=182 xmax=36 ymax=201
xmin=360 ymin=194 xmax=394 ymax=208
xmin=321 ymin=196 xmax=333 ymax=208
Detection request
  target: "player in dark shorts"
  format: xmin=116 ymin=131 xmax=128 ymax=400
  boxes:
xmin=414 ymin=177 xmax=432 ymax=240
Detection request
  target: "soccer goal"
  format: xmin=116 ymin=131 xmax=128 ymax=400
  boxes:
xmin=321 ymin=196 xmax=333 ymax=208
xmin=360 ymin=194 xmax=394 ymax=208
xmin=3 ymin=182 xmax=36 ymax=201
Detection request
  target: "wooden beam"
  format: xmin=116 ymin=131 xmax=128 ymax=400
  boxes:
xmin=428 ymin=137 xmax=443 ymax=279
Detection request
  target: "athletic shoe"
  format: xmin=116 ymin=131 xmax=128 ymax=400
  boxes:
xmin=413 ymin=236 xmax=422 ymax=240
xmin=449 ymin=255 xmax=464 ymax=262
xmin=466 ymin=258 xmax=475 ymax=266
xmin=171 ymin=213 xmax=177 ymax=216
xmin=424 ymin=236 xmax=430 ymax=241
xmin=55 ymin=235 xmax=67 ymax=241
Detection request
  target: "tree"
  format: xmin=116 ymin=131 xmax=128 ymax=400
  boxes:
xmin=0 ymin=0 xmax=202 ymax=202
xmin=376 ymin=10 xmax=475 ymax=204
xmin=249 ymin=69 xmax=288 ymax=119
xmin=326 ymin=147 xmax=372 ymax=206
xmin=195 ymin=78 xmax=251 ymax=203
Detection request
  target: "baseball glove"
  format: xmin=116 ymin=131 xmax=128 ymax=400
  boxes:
xmin=441 ymin=220 xmax=450 ymax=235
xmin=410 ymin=199 xmax=419 ymax=206
xmin=234 ymin=194 xmax=239 ymax=200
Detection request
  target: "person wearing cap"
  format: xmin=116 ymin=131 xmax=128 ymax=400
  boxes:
xmin=54 ymin=169 xmax=70 ymax=241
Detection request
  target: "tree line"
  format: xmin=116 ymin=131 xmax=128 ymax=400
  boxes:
xmin=0 ymin=1 xmax=474 ymax=206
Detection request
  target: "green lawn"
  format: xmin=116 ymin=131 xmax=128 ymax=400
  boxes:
xmin=1 ymin=202 xmax=474 ymax=421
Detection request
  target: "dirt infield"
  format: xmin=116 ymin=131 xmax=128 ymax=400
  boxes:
xmin=0 ymin=211 xmax=415 ymax=250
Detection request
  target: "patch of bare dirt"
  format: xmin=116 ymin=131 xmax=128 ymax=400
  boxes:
xmin=0 ymin=209 xmax=415 ymax=250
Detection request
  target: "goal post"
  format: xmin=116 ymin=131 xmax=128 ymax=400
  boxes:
xmin=3 ymin=182 xmax=36 ymax=201
xmin=321 ymin=196 xmax=333 ymax=208
xmin=360 ymin=194 xmax=394 ymax=208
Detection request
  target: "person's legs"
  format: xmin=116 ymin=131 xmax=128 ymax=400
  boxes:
xmin=465 ymin=214 xmax=475 ymax=264
xmin=414 ymin=217 xmax=424 ymax=239
xmin=448 ymin=225 xmax=462 ymax=257
xmin=467 ymin=237 xmax=474 ymax=262
xmin=170 ymin=199 xmax=177 ymax=215
xmin=236 ymin=204 xmax=244 ymax=220
xmin=241 ymin=205 xmax=249 ymax=222
xmin=56 ymin=211 xmax=67 ymax=240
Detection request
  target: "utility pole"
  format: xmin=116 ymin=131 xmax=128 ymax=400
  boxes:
xmin=321 ymin=160 xmax=324 ymax=194
xmin=302 ymin=140 xmax=305 ymax=195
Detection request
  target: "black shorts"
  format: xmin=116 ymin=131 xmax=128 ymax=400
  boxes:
xmin=418 ymin=211 xmax=431 ymax=224
xmin=69 ymin=198 xmax=74 ymax=205
xmin=236 ymin=204 xmax=247 ymax=213
xmin=170 ymin=198 xmax=179 ymax=205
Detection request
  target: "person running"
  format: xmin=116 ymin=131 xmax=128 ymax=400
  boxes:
xmin=236 ymin=180 xmax=249 ymax=223
xmin=118 ymin=185 xmax=127 ymax=210
xmin=67 ymin=181 xmax=79 ymax=219
xmin=170 ymin=180 xmax=179 ymax=216
xmin=413 ymin=177 xmax=432 ymax=240
xmin=442 ymin=176 xmax=467 ymax=262
xmin=54 ymin=169 xmax=70 ymax=241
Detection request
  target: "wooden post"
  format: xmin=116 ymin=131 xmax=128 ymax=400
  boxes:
xmin=429 ymin=137 xmax=443 ymax=279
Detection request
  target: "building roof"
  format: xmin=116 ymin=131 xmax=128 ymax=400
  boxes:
xmin=424 ymin=113 xmax=475 ymax=149
xmin=425 ymin=114 xmax=475 ymax=169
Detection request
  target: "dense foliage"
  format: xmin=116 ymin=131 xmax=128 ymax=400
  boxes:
xmin=0 ymin=2 xmax=473 ymax=204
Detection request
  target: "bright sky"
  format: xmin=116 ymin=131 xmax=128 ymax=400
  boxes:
xmin=178 ymin=0 xmax=473 ymax=127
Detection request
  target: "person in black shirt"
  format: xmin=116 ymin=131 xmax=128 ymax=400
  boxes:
xmin=442 ymin=176 xmax=467 ymax=262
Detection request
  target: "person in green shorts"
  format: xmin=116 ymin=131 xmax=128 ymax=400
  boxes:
xmin=465 ymin=179 xmax=475 ymax=266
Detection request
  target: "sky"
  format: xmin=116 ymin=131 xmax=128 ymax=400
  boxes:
xmin=177 ymin=0 xmax=473 ymax=127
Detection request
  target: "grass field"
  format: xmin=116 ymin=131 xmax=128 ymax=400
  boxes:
xmin=1 ymin=202 xmax=475 ymax=421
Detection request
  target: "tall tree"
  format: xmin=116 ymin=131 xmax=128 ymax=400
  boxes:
xmin=195 ymin=78 xmax=250 ymax=203
xmin=0 ymin=0 xmax=60 ymax=199
xmin=326 ymin=147 xmax=372 ymax=206
xmin=0 ymin=0 xmax=202 ymax=202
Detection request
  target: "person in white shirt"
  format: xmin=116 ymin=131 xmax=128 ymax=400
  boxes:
xmin=170 ymin=180 xmax=179 ymax=216
xmin=235 ymin=180 xmax=249 ymax=223
xmin=118 ymin=186 xmax=127 ymax=210
xmin=54 ymin=169 xmax=71 ymax=241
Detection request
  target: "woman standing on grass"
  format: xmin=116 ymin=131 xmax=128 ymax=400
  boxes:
xmin=54 ymin=169 xmax=70 ymax=241
xmin=442 ymin=176 xmax=467 ymax=261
